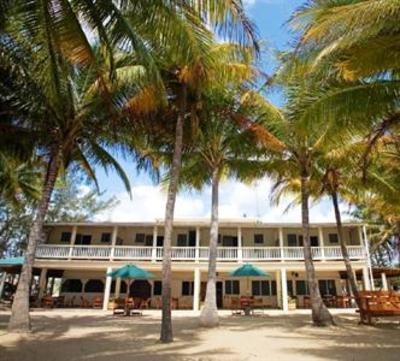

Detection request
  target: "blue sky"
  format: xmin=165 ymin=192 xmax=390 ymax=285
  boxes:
xmin=91 ymin=0 xmax=347 ymax=223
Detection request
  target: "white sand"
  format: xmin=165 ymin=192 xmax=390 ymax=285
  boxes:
xmin=0 ymin=309 xmax=399 ymax=361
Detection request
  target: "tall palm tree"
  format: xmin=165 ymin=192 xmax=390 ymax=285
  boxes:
xmin=174 ymin=84 xmax=270 ymax=327
xmin=250 ymin=86 xmax=336 ymax=325
xmin=1 ymin=40 xmax=137 ymax=331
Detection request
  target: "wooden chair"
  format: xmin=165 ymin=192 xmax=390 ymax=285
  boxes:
xmin=230 ymin=297 xmax=241 ymax=315
xmin=80 ymin=296 xmax=91 ymax=308
xmin=41 ymin=295 xmax=54 ymax=308
xmin=172 ymin=297 xmax=179 ymax=310
xmin=54 ymin=296 xmax=65 ymax=308
xmin=92 ymin=296 xmax=103 ymax=309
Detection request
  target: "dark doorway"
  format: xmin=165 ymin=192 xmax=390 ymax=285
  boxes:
xmin=130 ymin=280 xmax=151 ymax=299
xmin=216 ymin=281 xmax=223 ymax=308
xmin=310 ymin=236 xmax=319 ymax=247
xmin=156 ymin=236 xmax=164 ymax=247
xmin=222 ymin=236 xmax=238 ymax=247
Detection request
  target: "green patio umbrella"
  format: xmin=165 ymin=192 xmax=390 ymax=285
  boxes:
xmin=107 ymin=264 xmax=154 ymax=279
xmin=230 ymin=263 xmax=270 ymax=296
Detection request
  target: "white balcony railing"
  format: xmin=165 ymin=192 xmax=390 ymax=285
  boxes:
xmin=35 ymin=245 xmax=366 ymax=262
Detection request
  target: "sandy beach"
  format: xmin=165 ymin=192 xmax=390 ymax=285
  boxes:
xmin=0 ymin=309 xmax=399 ymax=361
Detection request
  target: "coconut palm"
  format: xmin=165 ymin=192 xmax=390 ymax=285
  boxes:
xmin=1 ymin=39 xmax=140 ymax=331
xmin=173 ymin=84 xmax=272 ymax=327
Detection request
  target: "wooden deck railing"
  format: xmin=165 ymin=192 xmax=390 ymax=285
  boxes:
xmin=35 ymin=245 xmax=366 ymax=262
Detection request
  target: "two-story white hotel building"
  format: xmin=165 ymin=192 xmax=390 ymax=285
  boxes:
xmin=33 ymin=219 xmax=373 ymax=311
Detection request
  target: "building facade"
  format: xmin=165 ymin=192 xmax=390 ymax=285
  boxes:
xmin=34 ymin=219 xmax=373 ymax=311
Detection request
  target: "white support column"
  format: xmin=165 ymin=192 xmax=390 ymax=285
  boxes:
xmin=115 ymin=277 xmax=121 ymax=298
xmin=152 ymin=226 xmax=158 ymax=263
xmin=318 ymin=227 xmax=325 ymax=260
xmin=237 ymin=226 xmax=243 ymax=263
xmin=278 ymin=227 xmax=284 ymax=261
xmin=195 ymin=226 xmax=200 ymax=263
xmin=281 ymin=268 xmax=289 ymax=312
xmin=381 ymin=272 xmax=388 ymax=291
xmin=0 ymin=272 xmax=6 ymax=300
xmin=362 ymin=225 xmax=375 ymax=290
xmin=38 ymin=268 xmax=48 ymax=299
xmin=103 ymin=267 xmax=112 ymax=311
xmin=68 ymin=225 xmax=77 ymax=259
xmin=193 ymin=268 xmax=201 ymax=311
xmin=110 ymin=226 xmax=118 ymax=260
xmin=276 ymin=270 xmax=282 ymax=308
xmin=362 ymin=266 xmax=371 ymax=291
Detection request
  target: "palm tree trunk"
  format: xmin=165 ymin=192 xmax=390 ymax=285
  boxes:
xmin=331 ymin=190 xmax=360 ymax=307
xmin=160 ymin=84 xmax=186 ymax=343
xmin=199 ymin=167 xmax=220 ymax=327
xmin=8 ymin=146 xmax=62 ymax=332
xmin=300 ymin=175 xmax=334 ymax=326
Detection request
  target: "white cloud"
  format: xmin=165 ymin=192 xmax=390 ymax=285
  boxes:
xmin=97 ymin=177 xmax=351 ymax=224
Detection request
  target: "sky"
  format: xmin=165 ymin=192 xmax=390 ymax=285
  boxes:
xmin=91 ymin=0 xmax=351 ymax=224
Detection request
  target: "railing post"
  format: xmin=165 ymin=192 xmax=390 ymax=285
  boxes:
xmin=195 ymin=226 xmax=200 ymax=263
xmin=68 ymin=225 xmax=77 ymax=260
xmin=237 ymin=226 xmax=243 ymax=263
xmin=278 ymin=227 xmax=284 ymax=261
xmin=318 ymin=227 xmax=325 ymax=261
xmin=110 ymin=226 xmax=118 ymax=261
xmin=151 ymin=226 xmax=157 ymax=263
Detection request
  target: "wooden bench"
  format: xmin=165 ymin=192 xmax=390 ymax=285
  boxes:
xmin=357 ymin=291 xmax=400 ymax=324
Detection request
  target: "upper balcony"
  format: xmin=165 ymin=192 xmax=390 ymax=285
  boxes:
xmin=35 ymin=244 xmax=366 ymax=262
xmin=36 ymin=220 xmax=367 ymax=263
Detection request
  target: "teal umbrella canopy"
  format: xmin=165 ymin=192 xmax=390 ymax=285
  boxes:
xmin=107 ymin=264 xmax=154 ymax=279
xmin=0 ymin=256 xmax=25 ymax=267
xmin=230 ymin=263 xmax=269 ymax=277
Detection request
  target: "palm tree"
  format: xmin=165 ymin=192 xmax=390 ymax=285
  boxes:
xmin=174 ymin=84 xmax=269 ymax=327
xmin=249 ymin=82 xmax=336 ymax=325
xmin=1 ymin=40 xmax=137 ymax=331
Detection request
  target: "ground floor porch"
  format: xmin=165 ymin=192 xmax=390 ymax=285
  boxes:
xmin=0 ymin=260 xmax=377 ymax=312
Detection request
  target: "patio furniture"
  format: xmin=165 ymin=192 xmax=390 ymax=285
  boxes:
xmin=41 ymin=295 xmax=54 ymax=308
xmin=80 ymin=296 xmax=91 ymax=308
xmin=357 ymin=290 xmax=400 ymax=324
xmin=335 ymin=295 xmax=351 ymax=308
xmin=303 ymin=296 xmax=311 ymax=308
xmin=171 ymin=297 xmax=179 ymax=310
xmin=230 ymin=264 xmax=270 ymax=316
xmin=92 ymin=296 xmax=103 ymax=309
xmin=54 ymin=296 xmax=65 ymax=308
xmin=110 ymin=298 xmax=126 ymax=314
xmin=230 ymin=296 xmax=242 ymax=315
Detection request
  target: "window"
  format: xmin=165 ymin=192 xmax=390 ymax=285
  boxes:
xmin=145 ymin=235 xmax=153 ymax=246
xmin=153 ymin=281 xmax=162 ymax=295
xmin=329 ymin=233 xmax=339 ymax=244
xmin=61 ymin=279 xmax=82 ymax=293
xmin=177 ymin=234 xmax=188 ymax=247
xmin=298 ymin=235 xmax=304 ymax=246
xmin=84 ymin=279 xmax=104 ymax=293
xmin=188 ymin=230 xmax=196 ymax=247
xmin=295 ymin=280 xmax=309 ymax=295
xmin=254 ymin=234 xmax=264 ymax=244
xmin=225 ymin=280 xmax=240 ymax=295
xmin=252 ymin=280 xmax=270 ymax=296
xmin=135 ymin=233 xmax=145 ymax=243
xmin=100 ymin=233 xmax=111 ymax=243
xmin=182 ymin=281 xmax=194 ymax=296
xmin=287 ymin=280 xmax=294 ymax=297
xmin=318 ymin=280 xmax=336 ymax=296
xmin=310 ymin=236 xmax=319 ymax=247
xmin=75 ymin=234 xmax=91 ymax=245
xmin=222 ymin=236 xmax=238 ymax=247
xmin=271 ymin=280 xmax=277 ymax=295
xmin=60 ymin=232 xmax=71 ymax=243
xmin=287 ymin=234 xmax=297 ymax=247
xmin=218 ymin=234 xmax=222 ymax=244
